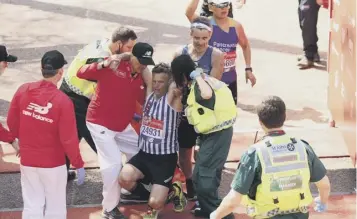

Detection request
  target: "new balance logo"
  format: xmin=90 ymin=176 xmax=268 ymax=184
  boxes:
xmin=23 ymin=102 xmax=53 ymax=123
xmin=143 ymin=51 xmax=152 ymax=58
xmin=164 ymin=176 xmax=173 ymax=184
xmin=141 ymin=183 xmax=152 ymax=192
xmin=27 ymin=102 xmax=53 ymax=115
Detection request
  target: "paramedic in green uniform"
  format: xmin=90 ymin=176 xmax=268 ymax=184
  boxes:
xmin=171 ymin=54 xmax=237 ymax=219
xmin=210 ymin=96 xmax=331 ymax=219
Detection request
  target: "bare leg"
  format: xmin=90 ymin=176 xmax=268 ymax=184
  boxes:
xmin=148 ymin=184 xmax=170 ymax=210
xmin=179 ymin=148 xmax=193 ymax=179
xmin=179 ymin=147 xmax=196 ymax=200
xmin=119 ymin=164 xmax=144 ymax=191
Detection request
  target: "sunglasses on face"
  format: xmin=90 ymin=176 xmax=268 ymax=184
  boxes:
xmin=212 ymin=2 xmax=230 ymax=8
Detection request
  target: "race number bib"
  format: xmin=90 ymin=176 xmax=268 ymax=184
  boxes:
xmin=141 ymin=116 xmax=164 ymax=139
xmin=224 ymin=51 xmax=237 ymax=71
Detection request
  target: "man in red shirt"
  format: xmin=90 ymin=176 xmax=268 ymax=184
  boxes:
xmin=77 ymin=42 xmax=155 ymax=219
xmin=7 ymin=50 xmax=85 ymax=219
xmin=316 ymin=0 xmax=328 ymax=8
xmin=0 ymin=45 xmax=20 ymax=154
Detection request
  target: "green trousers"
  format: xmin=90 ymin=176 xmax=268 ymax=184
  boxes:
xmin=193 ymin=127 xmax=234 ymax=219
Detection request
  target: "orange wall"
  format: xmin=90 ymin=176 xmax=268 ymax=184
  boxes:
xmin=327 ymin=0 xmax=356 ymax=166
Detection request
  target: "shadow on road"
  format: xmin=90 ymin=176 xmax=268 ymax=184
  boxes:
xmin=298 ymin=60 xmax=328 ymax=71
xmin=238 ymin=102 xmax=328 ymax=123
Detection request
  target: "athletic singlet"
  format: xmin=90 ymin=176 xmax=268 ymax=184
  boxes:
xmin=182 ymin=45 xmax=213 ymax=75
xmin=139 ymin=93 xmax=180 ymax=155
xmin=209 ymin=18 xmax=239 ymax=84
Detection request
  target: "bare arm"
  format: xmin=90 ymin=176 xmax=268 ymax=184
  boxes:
xmin=235 ymin=22 xmax=251 ymax=67
xmin=210 ymin=48 xmax=225 ymax=80
xmin=235 ymin=21 xmax=256 ymax=86
xmin=314 ymin=175 xmax=331 ymax=204
xmin=97 ymin=53 xmax=132 ymax=71
xmin=142 ymin=67 xmax=152 ymax=98
xmin=172 ymin=46 xmax=184 ymax=60
xmin=195 ymin=74 xmax=212 ymax=99
xmin=77 ymin=53 xmax=131 ymax=80
xmin=167 ymin=82 xmax=183 ymax=112
xmin=185 ymin=0 xmax=200 ymax=23
xmin=210 ymin=189 xmax=243 ymax=219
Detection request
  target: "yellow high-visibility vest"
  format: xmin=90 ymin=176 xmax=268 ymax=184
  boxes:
xmin=185 ymin=76 xmax=237 ymax=134
xmin=241 ymin=135 xmax=313 ymax=218
xmin=64 ymin=38 xmax=112 ymax=99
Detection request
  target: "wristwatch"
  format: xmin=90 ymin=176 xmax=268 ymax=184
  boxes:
xmin=101 ymin=62 xmax=106 ymax=69
xmin=245 ymin=67 xmax=253 ymax=72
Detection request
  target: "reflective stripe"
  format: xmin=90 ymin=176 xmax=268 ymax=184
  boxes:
xmin=273 ymin=155 xmax=298 ymax=163
xmin=296 ymin=141 xmax=306 ymax=161
xmin=259 ymin=140 xmax=307 ymax=167
xmin=260 ymin=146 xmax=273 ymax=166
xmin=248 ymin=206 xmax=309 ymax=218
xmin=258 ymin=138 xmax=308 ymax=173
xmin=265 ymin=162 xmax=308 ymax=174
xmin=260 ymin=206 xmax=308 ymax=217
xmin=64 ymin=77 xmax=86 ymax=97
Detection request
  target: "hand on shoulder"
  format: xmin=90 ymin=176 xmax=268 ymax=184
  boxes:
xmin=170 ymin=82 xmax=182 ymax=97
xmin=103 ymin=52 xmax=132 ymax=68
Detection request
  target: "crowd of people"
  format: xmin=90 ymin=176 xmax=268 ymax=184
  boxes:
xmin=0 ymin=0 xmax=331 ymax=219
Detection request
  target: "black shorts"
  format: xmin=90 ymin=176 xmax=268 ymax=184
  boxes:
xmin=178 ymin=117 xmax=198 ymax=149
xmin=127 ymin=150 xmax=178 ymax=188
xmin=228 ymin=80 xmax=237 ymax=105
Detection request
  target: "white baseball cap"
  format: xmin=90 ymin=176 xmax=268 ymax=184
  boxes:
xmin=208 ymin=0 xmax=231 ymax=4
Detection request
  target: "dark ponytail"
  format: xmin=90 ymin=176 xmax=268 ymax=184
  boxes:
xmin=171 ymin=54 xmax=197 ymax=88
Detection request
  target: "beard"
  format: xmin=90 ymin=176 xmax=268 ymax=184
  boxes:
xmin=114 ymin=45 xmax=123 ymax=54
xmin=114 ymin=48 xmax=121 ymax=54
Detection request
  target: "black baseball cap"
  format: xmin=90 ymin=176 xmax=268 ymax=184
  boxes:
xmin=0 ymin=45 xmax=17 ymax=62
xmin=132 ymin=42 xmax=155 ymax=66
xmin=41 ymin=50 xmax=67 ymax=72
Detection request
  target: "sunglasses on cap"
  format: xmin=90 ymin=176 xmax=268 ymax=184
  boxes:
xmin=211 ymin=2 xmax=230 ymax=8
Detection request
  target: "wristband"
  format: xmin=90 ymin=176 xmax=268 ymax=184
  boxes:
xmin=133 ymin=113 xmax=142 ymax=122
xmin=245 ymin=67 xmax=253 ymax=72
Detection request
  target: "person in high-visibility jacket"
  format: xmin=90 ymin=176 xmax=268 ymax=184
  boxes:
xmin=171 ymin=54 xmax=237 ymax=219
xmin=210 ymin=96 xmax=331 ymax=219
xmin=59 ymin=27 xmax=138 ymax=180
xmin=59 ymin=27 xmax=153 ymax=204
